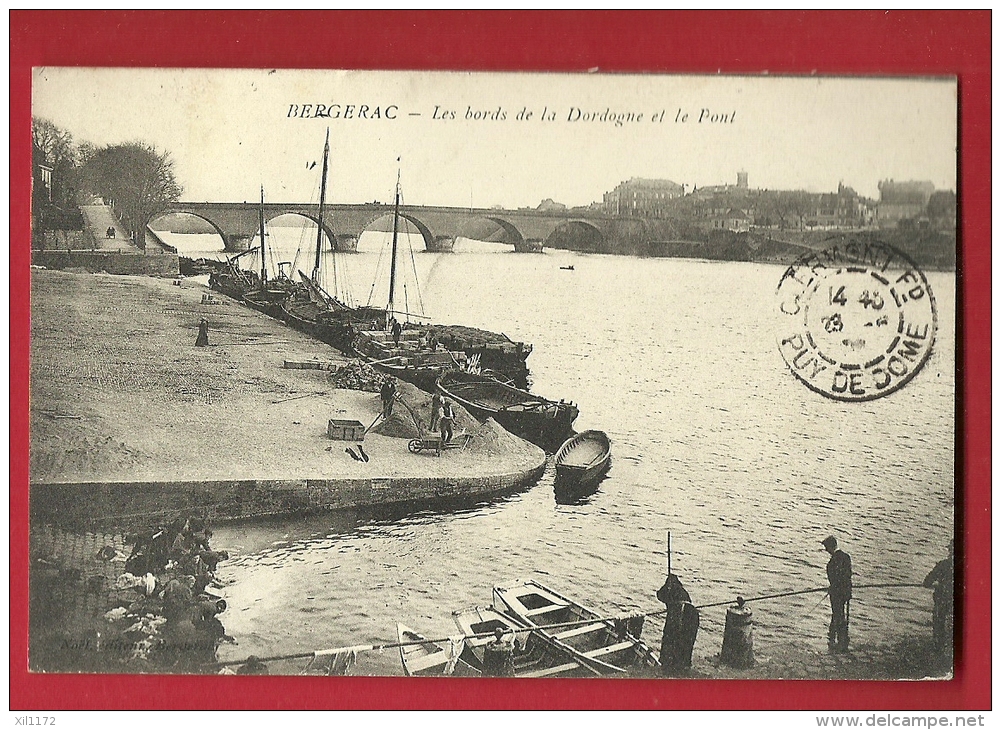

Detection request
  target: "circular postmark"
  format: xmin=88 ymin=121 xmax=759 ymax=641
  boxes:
xmin=776 ymin=239 xmax=937 ymax=402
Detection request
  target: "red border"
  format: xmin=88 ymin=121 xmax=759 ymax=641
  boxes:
xmin=10 ymin=11 xmax=991 ymax=710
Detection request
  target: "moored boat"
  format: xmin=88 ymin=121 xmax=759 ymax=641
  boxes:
xmin=451 ymin=605 xmax=599 ymax=678
xmin=242 ymin=186 xmax=296 ymax=318
xmin=279 ymin=129 xmax=386 ymax=349
xmin=208 ymin=248 xmax=259 ymax=301
xmin=432 ymin=325 xmax=532 ymax=390
xmin=436 ymin=370 xmax=578 ymax=451
xmin=554 ymin=430 xmax=611 ymax=490
xmin=353 ymin=328 xmax=462 ymax=392
xmin=493 ymin=580 xmax=659 ymax=675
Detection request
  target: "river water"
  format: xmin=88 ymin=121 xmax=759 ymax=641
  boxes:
xmin=158 ymin=229 xmax=955 ymax=675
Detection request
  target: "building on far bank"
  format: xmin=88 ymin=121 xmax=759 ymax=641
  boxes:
xmin=603 ymin=178 xmax=684 ymax=216
xmin=877 ymin=179 xmax=936 ymax=227
xmin=710 ymin=208 xmax=752 ymax=232
xmin=535 ymin=198 xmax=568 ymax=212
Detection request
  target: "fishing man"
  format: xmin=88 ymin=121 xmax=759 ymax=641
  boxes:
xmin=656 ymin=573 xmax=700 ymax=675
xmin=822 ymin=535 xmax=853 ymax=653
xmin=923 ymin=539 xmax=954 ymax=652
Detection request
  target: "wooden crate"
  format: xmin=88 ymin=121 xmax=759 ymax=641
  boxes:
xmin=327 ymin=419 xmax=365 ymax=441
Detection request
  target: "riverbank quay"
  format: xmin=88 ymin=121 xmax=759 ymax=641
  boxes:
xmin=29 ymin=269 xmax=547 ymax=529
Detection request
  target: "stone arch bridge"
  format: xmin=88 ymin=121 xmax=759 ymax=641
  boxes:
xmin=160 ymin=201 xmax=653 ymax=254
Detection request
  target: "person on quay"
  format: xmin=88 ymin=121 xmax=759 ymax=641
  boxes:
xmin=380 ymin=378 xmax=397 ymax=420
xmin=439 ymin=398 xmax=455 ymax=444
xmin=923 ymin=539 xmax=955 ymax=652
xmin=391 ymin=317 xmax=403 ymax=348
xmin=429 ymin=390 xmax=442 ymax=431
xmin=656 ymin=573 xmax=700 ymax=675
xmin=195 ymin=318 xmax=209 ymax=347
xmin=822 ymin=535 xmax=853 ymax=653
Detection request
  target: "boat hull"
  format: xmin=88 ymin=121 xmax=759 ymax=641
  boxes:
xmin=554 ymin=430 xmax=612 ymax=490
xmin=437 ymin=371 xmax=578 ymax=452
xmin=396 ymin=623 xmax=477 ymax=677
xmin=493 ymin=580 xmax=659 ymax=675
xmin=353 ymin=330 xmax=461 ymax=393
xmin=451 ymin=606 xmax=599 ymax=678
xmin=242 ymin=287 xmax=292 ymax=319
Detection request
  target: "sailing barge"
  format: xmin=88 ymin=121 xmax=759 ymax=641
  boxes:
xmin=352 ymin=329 xmax=464 ymax=393
xmin=436 ymin=370 xmax=578 ymax=452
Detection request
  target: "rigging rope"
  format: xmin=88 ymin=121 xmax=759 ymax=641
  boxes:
xmin=366 ymin=230 xmax=389 ymax=308
xmin=398 ymin=185 xmax=427 ymax=318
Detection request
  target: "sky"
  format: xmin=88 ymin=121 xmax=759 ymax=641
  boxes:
xmin=32 ymin=68 xmax=957 ymax=209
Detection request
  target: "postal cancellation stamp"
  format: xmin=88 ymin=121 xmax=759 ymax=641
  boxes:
xmin=776 ymin=238 xmax=937 ymax=402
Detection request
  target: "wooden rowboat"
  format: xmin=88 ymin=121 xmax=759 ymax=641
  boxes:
xmin=437 ymin=371 xmax=578 ymax=452
xmin=396 ymin=623 xmax=477 ymax=677
xmin=492 ymin=580 xmax=659 ymax=675
xmin=554 ymin=430 xmax=611 ymax=490
xmin=451 ymin=605 xmax=599 ymax=678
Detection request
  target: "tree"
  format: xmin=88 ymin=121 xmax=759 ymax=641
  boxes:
xmin=32 ymin=117 xmax=78 ymax=208
xmin=80 ymin=142 xmax=182 ymax=249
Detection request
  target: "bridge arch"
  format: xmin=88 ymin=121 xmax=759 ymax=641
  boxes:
xmin=546 ymin=219 xmax=608 ymax=253
xmin=447 ymin=215 xmax=529 ymax=250
xmin=357 ymin=212 xmax=436 ymax=252
xmin=150 ymin=211 xmax=229 ymax=243
xmin=148 ymin=211 xmax=229 ymax=252
xmin=264 ymin=212 xmax=339 ymax=252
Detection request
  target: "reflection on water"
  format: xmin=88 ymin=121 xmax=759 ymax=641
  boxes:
xmin=171 ymin=238 xmax=955 ymax=676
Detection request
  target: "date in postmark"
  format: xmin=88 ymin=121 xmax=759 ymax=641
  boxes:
xmin=776 ymin=239 xmax=937 ymax=402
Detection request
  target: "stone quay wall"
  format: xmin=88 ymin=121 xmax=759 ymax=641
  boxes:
xmin=32 ymin=250 xmax=179 ymax=277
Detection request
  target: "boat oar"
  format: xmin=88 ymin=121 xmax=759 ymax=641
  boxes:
xmin=366 ymin=355 xmax=406 ymax=366
xmin=271 ymin=390 xmax=328 ymax=405
xmin=211 ymin=628 xmax=525 ymax=669
xmin=210 ymin=583 xmax=929 ymax=670
xmin=681 ymin=582 xmax=927 ymax=612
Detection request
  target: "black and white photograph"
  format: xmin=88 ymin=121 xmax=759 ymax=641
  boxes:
xmin=28 ymin=68 xmax=957 ymax=681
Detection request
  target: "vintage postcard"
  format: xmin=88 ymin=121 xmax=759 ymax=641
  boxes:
xmin=28 ymin=68 xmax=957 ymax=685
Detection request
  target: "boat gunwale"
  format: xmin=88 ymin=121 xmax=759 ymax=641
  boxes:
xmin=492 ymin=581 xmax=654 ymax=675
xmin=555 ymin=430 xmax=611 ymax=471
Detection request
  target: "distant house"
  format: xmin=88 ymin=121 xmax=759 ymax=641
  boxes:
xmin=536 ymin=198 xmax=567 ymax=212
xmin=711 ymin=208 xmax=751 ymax=232
xmin=603 ymin=178 xmax=684 ymax=217
xmin=877 ymin=179 xmax=935 ymax=227
xmin=33 ymin=142 xmax=53 ymax=205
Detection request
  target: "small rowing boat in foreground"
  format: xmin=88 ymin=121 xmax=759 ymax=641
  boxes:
xmin=493 ymin=580 xmax=659 ymax=675
xmin=554 ymin=430 xmax=611 ymax=490
xmin=451 ymin=605 xmax=599 ymax=678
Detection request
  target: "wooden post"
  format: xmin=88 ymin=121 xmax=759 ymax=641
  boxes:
xmin=719 ymin=599 xmax=755 ymax=669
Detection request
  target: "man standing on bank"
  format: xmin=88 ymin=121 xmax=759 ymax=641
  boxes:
xmin=923 ymin=539 xmax=954 ymax=652
xmin=439 ymin=398 xmax=455 ymax=444
xmin=822 ymin=536 xmax=853 ymax=652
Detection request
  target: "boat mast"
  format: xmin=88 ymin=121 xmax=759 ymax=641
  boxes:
xmin=258 ymin=185 xmax=267 ymax=285
xmin=312 ymin=128 xmax=330 ymax=285
xmin=386 ymin=159 xmax=401 ymax=327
